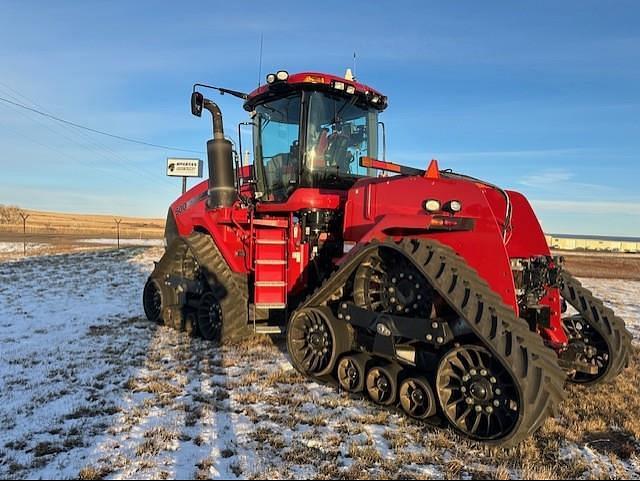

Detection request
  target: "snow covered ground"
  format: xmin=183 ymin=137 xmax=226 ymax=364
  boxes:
xmin=0 ymin=242 xmax=50 ymax=254
xmin=0 ymin=248 xmax=638 ymax=479
xmin=580 ymin=278 xmax=640 ymax=342
xmin=0 ymin=240 xmax=163 ymax=262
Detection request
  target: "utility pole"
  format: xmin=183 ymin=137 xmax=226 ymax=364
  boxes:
xmin=114 ymin=218 xmax=122 ymax=249
xmin=19 ymin=212 xmax=29 ymax=256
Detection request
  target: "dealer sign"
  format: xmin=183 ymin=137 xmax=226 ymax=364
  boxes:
xmin=166 ymin=158 xmax=203 ymax=178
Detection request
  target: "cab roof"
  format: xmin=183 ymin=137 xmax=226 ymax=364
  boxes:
xmin=243 ymin=71 xmax=388 ymax=112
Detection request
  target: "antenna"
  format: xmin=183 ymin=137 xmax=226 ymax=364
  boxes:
xmin=258 ymin=33 xmax=264 ymax=87
xmin=353 ymin=51 xmax=357 ymax=81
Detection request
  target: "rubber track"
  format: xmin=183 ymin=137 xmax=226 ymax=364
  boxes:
xmin=147 ymin=232 xmax=250 ymax=341
xmin=560 ymin=270 xmax=631 ymax=384
xmin=150 ymin=240 xmax=189 ymax=330
xmin=297 ymin=238 xmax=566 ymax=446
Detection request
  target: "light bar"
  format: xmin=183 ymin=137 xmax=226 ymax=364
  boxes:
xmin=360 ymin=156 xmax=424 ymax=176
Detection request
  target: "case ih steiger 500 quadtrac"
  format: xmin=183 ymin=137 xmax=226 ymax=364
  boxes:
xmin=143 ymin=70 xmax=631 ymax=446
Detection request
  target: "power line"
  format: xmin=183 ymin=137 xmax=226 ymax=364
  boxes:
xmin=0 ymin=95 xmax=203 ymax=154
xmin=0 ymin=86 xmax=177 ymax=192
xmin=0 ymin=101 xmax=176 ymax=195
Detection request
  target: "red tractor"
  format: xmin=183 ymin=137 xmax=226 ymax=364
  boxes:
xmin=143 ymin=70 xmax=631 ymax=446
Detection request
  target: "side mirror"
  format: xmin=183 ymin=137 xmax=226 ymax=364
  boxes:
xmin=191 ymin=91 xmax=204 ymax=117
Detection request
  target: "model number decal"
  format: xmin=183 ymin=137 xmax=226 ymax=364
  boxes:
xmin=174 ymin=191 xmax=208 ymax=216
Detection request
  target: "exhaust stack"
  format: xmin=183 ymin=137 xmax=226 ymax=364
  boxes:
xmin=191 ymin=91 xmax=236 ymax=208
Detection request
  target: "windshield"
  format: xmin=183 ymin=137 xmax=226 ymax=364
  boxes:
xmin=252 ymin=90 xmax=379 ymax=202
xmin=303 ymin=91 xmax=378 ymax=187
xmin=253 ymin=93 xmax=301 ymax=202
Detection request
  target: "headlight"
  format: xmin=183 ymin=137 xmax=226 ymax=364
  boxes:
xmin=332 ymin=80 xmax=345 ymax=91
xmin=345 ymin=85 xmax=356 ymax=95
xmin=276 ymin=70 xmax=289 ymax=81
xmin=447 ymin=200 xmax=462 ymax=213
xmin=266 ymin=73 xmax=276 ymax=84
xmin=424 ymin=199 xmax=441 ymax=213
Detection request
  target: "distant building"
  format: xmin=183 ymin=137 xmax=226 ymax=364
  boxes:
xmin=545 ymin=234 xmax=640 ymax=253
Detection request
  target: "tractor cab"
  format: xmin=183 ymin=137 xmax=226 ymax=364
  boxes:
xmin=243 ymin=71 xmax=388 ymax=202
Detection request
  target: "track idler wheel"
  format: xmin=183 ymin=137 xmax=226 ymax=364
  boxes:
xmin=337 ymin=354 xmax=368 ymax=393
xmin=399 ymin=376 xmax=437 ymax=420
xmin=366 ymin=363 xmax=400 ymax=406
xmin=143 ymin=278 xmax=164 ymax=324
xmin=436 ymin=345 xmax=520 ymax=442
xmin=287 ymin=307 xmax=351 ymax=377
xmin=197 ymin=292 xmax=223 ymax=342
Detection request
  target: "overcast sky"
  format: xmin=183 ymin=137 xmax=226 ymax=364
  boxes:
xmin=0 ymin=1 xmax=638 ymax=236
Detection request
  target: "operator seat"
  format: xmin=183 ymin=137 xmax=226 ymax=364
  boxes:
xmin=326 ymin=132 xmax=352 ymax=173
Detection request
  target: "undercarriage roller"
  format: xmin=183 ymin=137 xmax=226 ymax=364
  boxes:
xmin=182 ymin=311 xmax=199 ymax=337
xmin=287 ymin=307 xmax=351 ymax=377
xmin=399 ymin=376 xmax=437 ymax=420
xmin=366 ymin=363 xmax=401 ymax=406
xmin=337 ymin=354 xmax=368 ymax=393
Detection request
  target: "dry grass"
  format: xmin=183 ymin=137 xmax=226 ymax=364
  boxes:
xmin=78 ymin=465 xmax=113 ymax=480
xmin=231 ymin=344 xmax=640 ymax=479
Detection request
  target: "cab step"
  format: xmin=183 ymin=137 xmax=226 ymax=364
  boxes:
xmin=254 ymin=324 xmax=284 ymax=335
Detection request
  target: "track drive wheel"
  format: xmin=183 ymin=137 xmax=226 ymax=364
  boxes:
xmin=354 ymin=250 xmax=435 ymax=317
xmin=399 ymin=376 xmax=437 ymax=420
xmin=287 ymin=307 xmax=351 ymax=377
xmin=436 ymin=345 xmax=519 ymax=442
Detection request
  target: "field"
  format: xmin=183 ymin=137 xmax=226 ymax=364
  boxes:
xmin=0 ymin=206 xmax=164 ymax=260
xmin=557 ymin=251 xmax=640 ymax=281
xmin=0 ymin=206 xmax=164 ymax=240
xmin=0 ymin=247 xmax=639 ymax=480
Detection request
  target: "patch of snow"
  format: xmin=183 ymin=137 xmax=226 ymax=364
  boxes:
xmin=579 ymin=278 xmax=640 ymax=342
xmin=0 ymin=242 xmax=50 ymax=253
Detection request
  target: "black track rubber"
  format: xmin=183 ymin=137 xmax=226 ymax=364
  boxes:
xmin=293 ymin=238 xmax=566 ymax=447
xmin=560 ymin=270 xmax=631 ymax=384
xmin=144 ymin=232 xmax=250 ymax=342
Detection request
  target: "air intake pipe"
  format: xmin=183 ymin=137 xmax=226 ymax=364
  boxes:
xmin=191 ymin=91 xmax=236 ymax=208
